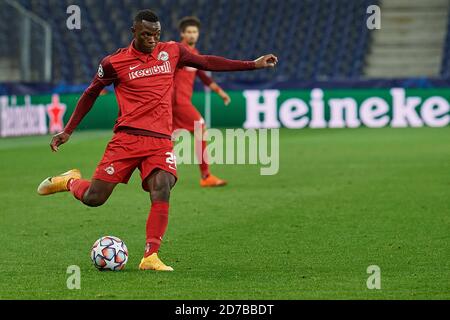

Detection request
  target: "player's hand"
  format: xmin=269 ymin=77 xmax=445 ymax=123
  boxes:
xmin=254 ymin=54 xmax=278 ymax=69
xmin=50 ymin=131 xmax=71 ymax=152
xmin=220 ymin=91 xmax=231 ymax=106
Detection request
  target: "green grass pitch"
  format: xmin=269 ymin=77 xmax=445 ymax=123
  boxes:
xmin=0 ymin=127 xmax=449 ymax=299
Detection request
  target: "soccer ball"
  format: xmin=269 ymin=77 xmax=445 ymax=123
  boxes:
xmin=91 ymin=236 xmax=128 ymax=271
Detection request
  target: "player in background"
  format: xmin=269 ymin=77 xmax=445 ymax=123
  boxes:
xmin=173 ymin=17 xmax=230 ymax=187
xmin=37 ymin=10 xmax=277 ymax=272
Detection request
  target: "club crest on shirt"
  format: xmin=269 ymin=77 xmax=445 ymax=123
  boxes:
xmin=97 ymin=64 xmax=104 ymax=78
xmin=158 ymin=51 xmax=169 ymax=61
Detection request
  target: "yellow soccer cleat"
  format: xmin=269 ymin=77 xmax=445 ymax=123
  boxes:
xmin=37 ymin=169 xmax=81 ymax=196
xmin=139 ymin=253 xmax=174 ymax=271
xmin=200 ymin=174 xmax=227 ymax=188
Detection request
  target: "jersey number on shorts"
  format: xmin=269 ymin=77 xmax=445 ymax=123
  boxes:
xmin=165 ymin=152 xmax=177 ymax=170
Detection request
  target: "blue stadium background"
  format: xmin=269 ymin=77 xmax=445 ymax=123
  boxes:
xmin=1 ymin=0 xmax=450 ymax=93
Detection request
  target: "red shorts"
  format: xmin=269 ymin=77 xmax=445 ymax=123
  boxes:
xmin=93 ymin=131 xmax=177 ymax=191
xmin=172 ymin=103 xmax=204 ymax=132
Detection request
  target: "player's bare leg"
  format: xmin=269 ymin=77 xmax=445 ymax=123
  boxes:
xmin=139 ymin=169 xmax=176 ymax=271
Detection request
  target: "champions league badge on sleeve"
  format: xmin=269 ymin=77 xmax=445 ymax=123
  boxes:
xmin=97 ymin=64 xmax=104 ymax=78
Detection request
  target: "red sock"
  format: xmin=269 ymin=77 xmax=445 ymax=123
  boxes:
xmin=196 ymin=139 xmax=210 ymax=179
xmin=68 ymin=179 xmax=90 ymax=202
xmin=145 ymin=201 xmax=169 ymax=257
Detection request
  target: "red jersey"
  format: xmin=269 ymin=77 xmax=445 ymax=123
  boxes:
xmin=173 ymin=43 xmax=214 ymax=106
xmin=64 ymin=41 xmax=256 ymax=138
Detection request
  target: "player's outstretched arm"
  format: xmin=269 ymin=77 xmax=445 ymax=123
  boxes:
xmin=254 ymin=54 xmax=279 ymax=69
xmin=50 ymin=57 xmax=117 ymax=152
xmin=177 ymin=43 xmax=278 ymax=72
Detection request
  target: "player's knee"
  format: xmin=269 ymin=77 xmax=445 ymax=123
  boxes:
xmin=151 ymin=181 xmax=171 ymax=201
xmin=149 ymin=172 xmax=175 ymax=201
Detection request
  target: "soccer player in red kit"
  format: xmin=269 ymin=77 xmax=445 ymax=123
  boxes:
xmin=173 ymin=17 xmax=230 ymax=187
xmin=37 ymin=10 xmax=277 ymax=271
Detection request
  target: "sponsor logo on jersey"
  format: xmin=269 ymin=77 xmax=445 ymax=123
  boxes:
xmin=128 ymin=61 xmax=172 ymax=80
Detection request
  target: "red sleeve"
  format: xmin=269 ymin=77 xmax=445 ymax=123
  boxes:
xmin=64 ymin=56 xmax=118 ymax=134
xmin=196 ymin=70 xmax=214 ymax=86
xmin=177 ymin=43 xmax=256 ymax=71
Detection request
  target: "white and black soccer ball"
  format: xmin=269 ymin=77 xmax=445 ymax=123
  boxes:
xmin=91 ymin=236 xmax=128 ymax=271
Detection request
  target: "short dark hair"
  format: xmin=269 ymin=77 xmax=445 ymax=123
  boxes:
xmin=178 ymin=16 xmax=201 ymax=32
xmin=134 ymin=10 xmax=159 ymax=23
